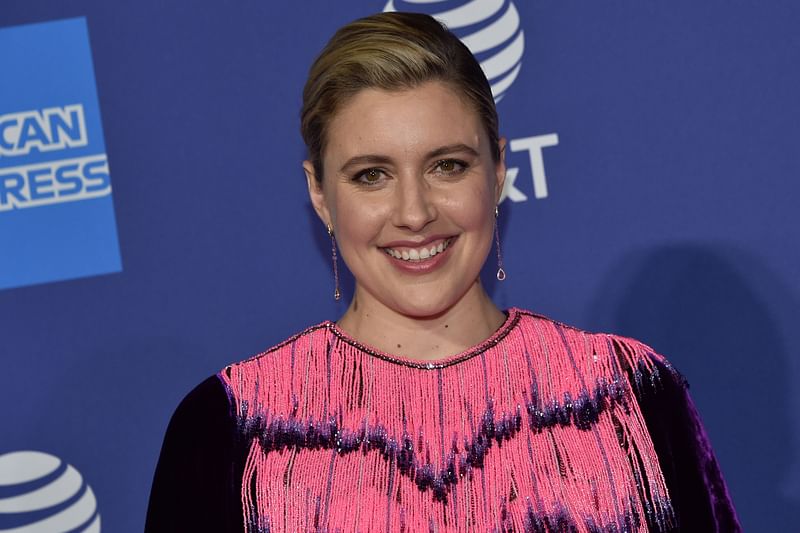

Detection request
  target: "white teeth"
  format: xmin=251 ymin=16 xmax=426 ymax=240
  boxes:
xmin=384 ymin=238 xmax=453 ymax=262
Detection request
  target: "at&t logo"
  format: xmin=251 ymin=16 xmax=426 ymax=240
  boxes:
xmin=385 ymin=0 xmax=524 ymax=102
xmin=383 ymin=0 xmax=558 ymax=203
xmin=0 ymin=451 xmax=101 ymax=532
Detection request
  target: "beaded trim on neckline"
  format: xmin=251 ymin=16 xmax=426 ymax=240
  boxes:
xmin=322 ymin=307 xmax=522 ymax=370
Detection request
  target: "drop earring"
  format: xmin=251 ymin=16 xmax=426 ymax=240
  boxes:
xmin=494 ymin=206 xmax=506 ymax=281
xmin=327 ymin=224 xmax=341 ymax=300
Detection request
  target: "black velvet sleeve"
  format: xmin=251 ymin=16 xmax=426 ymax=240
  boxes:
xmin=145 ymin=375 xmax=245 ymax=532
xmin=636 ymin=360 xmax=742 ymax=532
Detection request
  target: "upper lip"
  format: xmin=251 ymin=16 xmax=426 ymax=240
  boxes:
xmin=380 ymin=234 xmax=455 ymax=249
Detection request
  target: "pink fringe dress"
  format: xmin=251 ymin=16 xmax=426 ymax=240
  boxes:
xmin=146 ymin=308 xmax=741 ymax=532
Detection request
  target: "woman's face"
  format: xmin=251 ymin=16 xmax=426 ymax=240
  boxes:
xmin=305 ymin=81 xmax=505 ymax=319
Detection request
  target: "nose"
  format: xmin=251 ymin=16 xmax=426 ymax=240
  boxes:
xmin=391 ymin=174 xmax=437 ymax=232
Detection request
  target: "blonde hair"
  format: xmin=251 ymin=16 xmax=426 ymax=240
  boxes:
xmin=301 ymin=12 xmax=500 ymax=183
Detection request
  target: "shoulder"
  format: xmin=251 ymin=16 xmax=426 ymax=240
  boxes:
xmin=508 ymin=313 xmax=739 ymax=530
xmin=512 ymin=307 xmax=686 ymax=393
xmin=219 ymin=321 xmax=331 ymax=373
xmin=162 ymin=375 xmax=235 ymax=440
xmin=217 ymin=321 xmax=334 ymax=406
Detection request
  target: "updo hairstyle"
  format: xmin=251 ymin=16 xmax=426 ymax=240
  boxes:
xmin=300 ymin=12 xmax=500 ymax=183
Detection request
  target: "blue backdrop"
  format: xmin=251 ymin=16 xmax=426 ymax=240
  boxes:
xmin=1 ymin=1 xmax=798 ymax=531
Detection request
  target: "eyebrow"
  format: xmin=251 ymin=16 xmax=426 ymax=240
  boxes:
xmin=338 ymin=143 xmax=480 ymax=173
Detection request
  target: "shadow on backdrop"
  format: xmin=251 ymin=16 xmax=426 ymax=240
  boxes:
xmin=588 ymin=244 xmax=799 ymax=532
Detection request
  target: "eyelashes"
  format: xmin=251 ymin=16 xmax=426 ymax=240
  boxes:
xmin=433 ymin=159 xmax=468 ymax=175
xmin=351 ymin=159 xmax=470 ymax=186
xmin=353 ymin=167 xmax=384 ymax=185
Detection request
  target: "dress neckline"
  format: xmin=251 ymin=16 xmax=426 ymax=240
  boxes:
xmin=322 ymin=307 xmax=523 ymax=370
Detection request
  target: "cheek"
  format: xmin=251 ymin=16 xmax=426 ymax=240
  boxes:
xmin=440 ymin=181 xmax=496 ymax=230
xmin=331 ymin=195 xmax=387 ymax=251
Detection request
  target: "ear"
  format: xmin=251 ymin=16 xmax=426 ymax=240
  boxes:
xmin=494 ymin=137 xmax=508 ymax=204
xmin=304 ymin=160 xmax=332 ymax=229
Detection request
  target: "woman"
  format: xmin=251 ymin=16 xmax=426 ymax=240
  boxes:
xmin=146 ymin=12 xmax=740 ymax=532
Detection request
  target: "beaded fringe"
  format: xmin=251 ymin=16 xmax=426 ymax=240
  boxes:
xmin=220 ymin=309 xmax=675 ymax=532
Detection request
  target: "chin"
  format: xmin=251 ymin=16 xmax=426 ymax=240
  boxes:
xmin=385 ymin=289 xmax=464 ymax=320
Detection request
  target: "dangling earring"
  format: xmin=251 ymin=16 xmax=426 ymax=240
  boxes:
xmin=327 ymin=224 xmax=341 ymax=300
xmin=494 ymin=206 xmax=506 ymax=281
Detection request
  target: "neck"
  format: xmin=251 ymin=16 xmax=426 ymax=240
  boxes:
xmin=336 ymin=281 xmax=506 ymax=361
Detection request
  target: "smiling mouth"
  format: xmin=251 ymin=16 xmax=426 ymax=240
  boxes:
xmin=382 ymin=237 xmax=455 ymax=262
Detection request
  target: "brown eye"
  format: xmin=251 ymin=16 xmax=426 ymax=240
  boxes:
xmin=434 ymin=159 xmax=467 ymax=175
xmin=353 ymin=168 xmax=384 ymax=185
